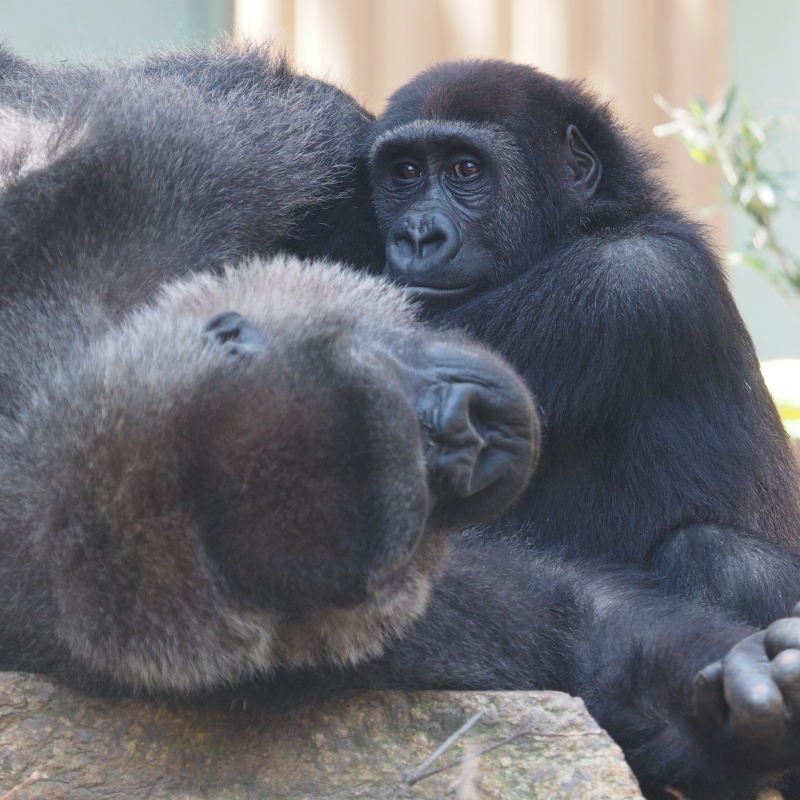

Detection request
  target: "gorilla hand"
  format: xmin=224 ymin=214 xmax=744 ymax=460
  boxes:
xmin=694 ymin=605 xmax=800 ymax=770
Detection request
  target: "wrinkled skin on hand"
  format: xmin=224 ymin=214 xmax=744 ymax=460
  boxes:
xmin=696 ymin=605 xmax=800 ymax=772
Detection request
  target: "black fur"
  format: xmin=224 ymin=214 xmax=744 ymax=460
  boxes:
xmin=2 ymin=46 xmax=800 ymax=800
xmin=366 ymin=60 xmax=800 ymax=627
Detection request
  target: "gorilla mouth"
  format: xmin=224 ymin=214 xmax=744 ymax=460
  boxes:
xmin=404 ymin=284 xmax=478 ymax=310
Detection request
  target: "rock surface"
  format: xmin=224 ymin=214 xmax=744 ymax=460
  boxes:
xmin=0 ymin=671 xmax=644 ymax=799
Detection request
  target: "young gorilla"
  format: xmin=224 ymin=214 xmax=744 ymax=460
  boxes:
xmin=363 ymin=60 xmax=800 ymax=629
xmin=2 ymin=45 xmax=800 ymax=800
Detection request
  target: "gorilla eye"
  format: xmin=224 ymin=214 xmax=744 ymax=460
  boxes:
xmin=451 ymin=160 xmax=482 ymax=179
xmin=392 ymin=162 xmax=423 ymax=181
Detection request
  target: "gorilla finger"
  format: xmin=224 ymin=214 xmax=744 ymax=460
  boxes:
xmin=765 ymin=617 xmax=800 ymax=660
xmin=722 ymin=648 xmax=784 ymax=728
xmin=723 ymin=667 xmax=786 ymax=731
xmin=770 ymin=649 xmax=800 ymax=708
xmin=727 ymin=630 xmax=769 ymax=661
xmin=693 ymin=660 xmax=727 ymax=729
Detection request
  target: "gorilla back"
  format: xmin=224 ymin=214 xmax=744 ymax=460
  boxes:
xmin=367 ymin=60 xmax=800 ymax=626
xmin=0 ymin=43 xmax=378 ymax=420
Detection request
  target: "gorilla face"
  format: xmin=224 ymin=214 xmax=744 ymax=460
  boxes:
xmin=367 ymin=61 xmax=606 ymax=311
xmin=370 ymin=123 xmax=517 ymax=306
xmin=9 ymin=255 xmax=536 ymax=693
xmin=371 ymin=121 xmax=601 ymax=306
xmin=180 ymin=264 xmax=538 ymax=616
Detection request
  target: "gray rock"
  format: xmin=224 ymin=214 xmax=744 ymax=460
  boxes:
xmin=0 ymin=671 xmax=644 ymax=799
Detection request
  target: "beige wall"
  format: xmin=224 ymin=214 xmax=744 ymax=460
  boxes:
xmin=234 ymin=0 xmax=727 ymax=237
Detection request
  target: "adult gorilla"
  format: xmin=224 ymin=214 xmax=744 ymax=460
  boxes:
xmin=362 ymin=60 xmax=800 ymax=628
xmin=8 ymin=45 xmax=800 ymax=800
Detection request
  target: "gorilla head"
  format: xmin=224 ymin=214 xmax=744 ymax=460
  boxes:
xmin=2 ymin=255 xmax=536 ymax=693
xmin=367 ymin=60 xmax=651 ymax=307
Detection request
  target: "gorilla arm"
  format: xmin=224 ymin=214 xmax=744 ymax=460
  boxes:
xmin=351 ymin=533 xmax=800 ymax=800
xmin=438 ymin=223 xmax=752 ymax=435
xmin=435 ymin=221 xmax=800 ymax=624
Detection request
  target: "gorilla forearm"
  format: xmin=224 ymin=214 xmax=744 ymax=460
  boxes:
xmin=649 ymin=525 xmax=800 ymax=627
xmin=355 ymin=535 xmax=582 ymax=691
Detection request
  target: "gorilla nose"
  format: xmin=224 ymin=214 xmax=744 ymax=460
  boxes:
xmin=433 ymin=383 xmax=515 ymax=494
xmin=394 ymin=343 xmax=539 ymax=529
xmin=386 ymin=211 xmax=461 ymax=282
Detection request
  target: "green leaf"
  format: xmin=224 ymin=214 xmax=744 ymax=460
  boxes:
xmin=655 ymin=86 xmax=800 ymax=294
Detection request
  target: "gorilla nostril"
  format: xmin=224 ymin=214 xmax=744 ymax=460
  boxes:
xmin=396 ymin=223 xmax=446 ymax=257
xmin=419 ymin=228 xmax=448 ymax=259
xmin=391 ymin=231 xmax=416 ymax=260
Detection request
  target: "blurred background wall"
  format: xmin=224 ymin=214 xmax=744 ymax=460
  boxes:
xmin=1 ymin=0 xmax=799 ymax=359
xmin=0 ymin=0 xmax=227 ymax=60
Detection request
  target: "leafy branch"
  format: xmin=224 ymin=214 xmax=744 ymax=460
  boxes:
xmin=654 ymin=88 xmax=800 ymax=292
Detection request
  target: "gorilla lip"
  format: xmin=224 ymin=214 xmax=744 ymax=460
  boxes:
xmin=402 ymin=283 xmax=478 ymax=308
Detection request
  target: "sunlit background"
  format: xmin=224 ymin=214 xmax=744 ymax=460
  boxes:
xmin=1 ymin=0 xmax=800 ymax=363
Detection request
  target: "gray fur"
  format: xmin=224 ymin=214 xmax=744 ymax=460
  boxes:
xmin=7 ymin=46 xmax=800 ymax=799
xmin=0 ymin=255 xmax=452 ymax=692
xmin=0 ymin=46 xmax=535 ymax=694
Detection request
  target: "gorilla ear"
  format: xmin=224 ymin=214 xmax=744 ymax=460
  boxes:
xmin=563 ymin=124 xmax=602 ymax=198
xmin=204 ymin=311 xmax=264 ymax=355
